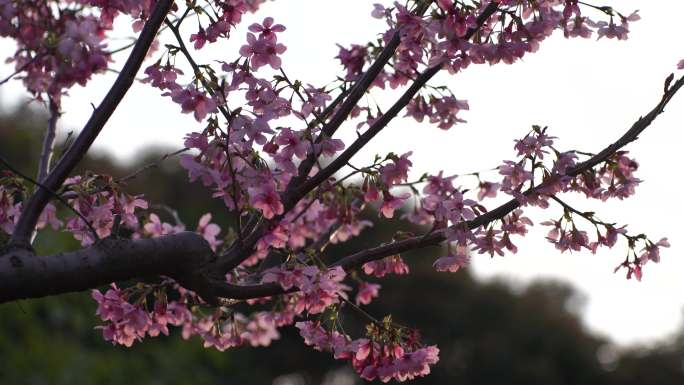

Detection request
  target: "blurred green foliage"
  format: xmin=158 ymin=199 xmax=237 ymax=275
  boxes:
xmin=1 ymin=105 xmax=683 ymax=385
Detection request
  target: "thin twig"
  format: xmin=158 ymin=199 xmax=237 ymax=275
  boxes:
xmin=119 ymin=147 xmax=189 ymax=184
xmin=37 ymin=97 xmax=59 ymax=183
xmin=0 ymin=53 xmax=44 ymax=86
xmin=60 ymin=148 xmax=188 ymax=200
xmin=150 ymin=203 xmax=185 ymax=227
xmin=0 ymin=154 xmax=100 ymax=242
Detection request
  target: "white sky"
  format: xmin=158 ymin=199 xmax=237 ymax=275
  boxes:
xmin=2 ymin=1 xmax=684 ymax=347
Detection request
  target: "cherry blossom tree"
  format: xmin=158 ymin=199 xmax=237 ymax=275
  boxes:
xmin=0 ymin=0 xmax=681 ymax=382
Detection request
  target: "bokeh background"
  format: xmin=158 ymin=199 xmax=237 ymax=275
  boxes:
xmin=2 ymin=1 xmax=684 ymax=383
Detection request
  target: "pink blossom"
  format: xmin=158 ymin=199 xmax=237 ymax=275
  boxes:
xmin=248 ymin=184 xmax=284 ymax=219
xmin=355 ymin=282 xmax=381 ymax=305
xmin=336 ymin=44 xmax=367 ymax=80
xmin=380 ymin=152 xmax=413 ymax=186
xmin=165 ymin=86 xmax=218 ymax=122
xmin=363 ymin=255 xmax=409 ymax=278
xmin=429 ymin=96 xmax=469 ymax=130
xmin=499 ymin=160 xmax=533 ymax=194
xmin=241 ymin=312 xmax=280 ymax=347
xmin=380 ymin=190 xmax=410 ymax=218
xmin=595 ymin=21 xmax=629 ymax=40
xmin=142 ymin=64 xmax=182 ymax=91
xmin=301 ymin=85 xmax=332 ymax=118
xmin=36 ymin=203 xmax=62 ymax=230
xmin=477 ymin=181 xmax=500 ymax=200
xmin=144 ymin=213 xmax=184 ymax=237
xmin=275 ymin=128 xmax=309 ymax=160
xmin=116 ymin=193 xmax=147 ymax=228
xmin=371 ymin=4 xmax=386 ymax=19
xmin=248 ymin=17 xmax=286 ymax=41
xmin=433 ymin=250 xmax=470 ymax=273
xmin=639 ymin=238 xmax=670 ymax=264
xmin=473 ymin=229 xmax=505 ymax=257
xmin=196 ymin=213 xmax=222 ymax=251
xmin=190 ymin=28 xmax=208 ymax=49
xmin=239 ymin=32 xmax=287 ymax=70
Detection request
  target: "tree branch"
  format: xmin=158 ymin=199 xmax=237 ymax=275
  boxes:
xmin=205 ymin=73 xmax=684 ymax=300
xmin=283 ymin=1 xmax=435 ymax=205
xmin=1 ymin=74 xmax=680 ymax=304
xmin=37 ymin=97 xmax=59 ymax=183
xmin=8 ymin=0 xmax=174 ymax=248
xmin=0 ymin=232 xmax=213 ymax=304
xmin=290 ymin=2 xmax=500 ymax=207
xmin=217 ymin=2 xmax=500 ymax=273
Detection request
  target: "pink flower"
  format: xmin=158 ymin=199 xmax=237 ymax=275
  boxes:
xmin=336 ymin=44 xmax=367 ymax=80
xmin=355 ymin=282 xmax=381 ymax=305
xmin=116 ymin=193 xmax=147 ymax=228
xmin=371 ymin=4 xmax=386 ymax=19
xmin=315 ymin=136 xmax=345 ymax=157
xmin=241 ymin=312 xmax=280 ymax=347
xmin=380 ymin=190 xmax=410 ymax=218
xmin=190 ymin=27 xmax=208 ymax=49
xmin=239 ymin=32 xmax=287 ymax=70
xmin=433 ymin=251 xmax=470 ymax=273
xmin=196 ymin=213 xmax=222 ymax=251
xmin=639 ymin=238 xmax=670 ymax=264
xmin=165 ymin=86 xmax=218 ymax=122
xmin=429 ymin=96 xmax=469 ymax=130
xmin=473 ymin=229 xmax=505 ymax=257
xmin=514 ymin=129 xmax=554 ymax=159
xmin=380 ymin=152 xmax=412 ymax=186
xmin=144 ymin=213 xmax=184 ymax=237
xmin=248 ymin=184 xmax=284 ymax=219
xmin=256 ymin=224 xmax=289 ymax=252
xmin=36 ymin=203 xmax=62 ymax=230
xmin=595 ymin=21 xmax=629 ymax=40
xmin=477 ymin=181 xmax=500 ymax=200
xmin=142 ymin=64 xmax=182 ymax=91
xmin=499 ymin=160 xmax=533 ymax=194
xmin=363 ymin=255 xmax=409 ymax=278
xmin=301 ymin=85 xmax=332 ymax=118
xmin=275 ymin=128 xmax=309 ymax=159
xmin=248 ymin=17 xmax=286 ymax=41
xmin=296 ymin=321 xmax=334 ymax=351
xmin=183 ymin=132 xmax=209 ymax=151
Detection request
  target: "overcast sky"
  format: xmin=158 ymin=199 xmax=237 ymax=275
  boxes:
xmin=2 ymin=1 xmax=684 ymax=347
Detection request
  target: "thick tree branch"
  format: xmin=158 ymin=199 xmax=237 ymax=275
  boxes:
xmin=0 ymin=232 xmax=213 ymax=304
xmin=8 ymin=0 xmax=174 ymax=248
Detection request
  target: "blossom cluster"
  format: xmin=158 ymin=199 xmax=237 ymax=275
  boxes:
xmin=91 ymin=283 xmax=287 ymax=350
xmin=296 ymin=320 xmax=439 ymax=382
xmin=262 ymin=265 xmax=350 ymax=314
